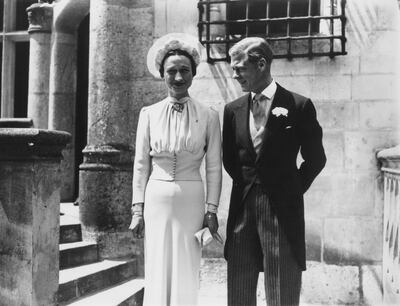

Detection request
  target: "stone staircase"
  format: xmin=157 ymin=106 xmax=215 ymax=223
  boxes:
xmin=59 ymin=203 xmax=144 ymax=306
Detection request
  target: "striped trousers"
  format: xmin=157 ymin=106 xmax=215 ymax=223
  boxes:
xmin=227 ymin=183 xmax=302 ymax=306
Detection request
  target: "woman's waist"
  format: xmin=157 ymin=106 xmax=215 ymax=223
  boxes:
xmin=150 ymin=165 xmax=202 ymax=181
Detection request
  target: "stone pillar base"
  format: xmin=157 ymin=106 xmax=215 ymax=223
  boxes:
xmin=79 ymin=145 xmax=138 ymax=259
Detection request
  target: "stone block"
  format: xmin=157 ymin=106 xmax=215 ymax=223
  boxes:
xmin=361 ymin=265 xmax=383 ymax=306
xmin=352 ymin=74 xmax=396 ymax=101
xmin=360 ymin=30 xmax=399 ymax=74
xmin=274 ymin=76 xmax=312 ymax=97
xmin=344 ymin=131 xmax=400 ymax=171
xmin=305 ymin=217 xmax=323 ymax=261
xmin=359 ymin=101 xmax=399 ymax=129
xmin=272 ymin=55 xmax=359 ymax=77
xmin=155 ymin=0 xmax=198 ymax=36
xmin=321 ymin=131 xmax=345 ymax=172
xmin=324 ymin=217 xmax=382 ymax=264
xmin=375 ymin=1 xmax=400 ymax=31
xmin=275 ymin=75 xmax=352 ymax=101
xmin=305 ymin=172 xmax=376 ymax=218
xmin=315 ymin=101 xmax=359 ymax=130
xmin=301 ymin=261 xmax=360 ymax=305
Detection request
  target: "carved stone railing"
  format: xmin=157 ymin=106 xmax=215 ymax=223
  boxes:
xmin=378 ymin=145 xmax=400 ymax=305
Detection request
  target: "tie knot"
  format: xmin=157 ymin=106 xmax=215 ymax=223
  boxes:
xmin=253 ymin=93 xmax=266 ymax=103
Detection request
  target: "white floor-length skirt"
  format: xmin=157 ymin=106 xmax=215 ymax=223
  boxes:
xmin=143 ymin=179 xmax=204 ymax=306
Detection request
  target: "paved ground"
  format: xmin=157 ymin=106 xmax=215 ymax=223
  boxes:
xmin=198 ymin=259 xmax=315 ymax=306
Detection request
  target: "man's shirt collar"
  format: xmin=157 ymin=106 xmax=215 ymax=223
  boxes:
xmin=251 ymin=80 xmax=277 ymax=101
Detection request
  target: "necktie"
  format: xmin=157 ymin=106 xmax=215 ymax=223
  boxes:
xmin=252 ymin=94 xmax=267 ymax=130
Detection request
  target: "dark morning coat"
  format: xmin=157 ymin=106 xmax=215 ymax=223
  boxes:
xmin=222 ymin=83 xmax=326 ymax=271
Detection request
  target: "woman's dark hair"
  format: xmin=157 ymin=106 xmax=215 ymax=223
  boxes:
xmin=159 ymin=49 xmax=197 ymax=78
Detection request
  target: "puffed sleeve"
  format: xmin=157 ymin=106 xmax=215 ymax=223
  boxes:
xmin=132 ymin=107 xmax=152 ymax=204
xmin=205 ymin=108 xmax=222 ymax=206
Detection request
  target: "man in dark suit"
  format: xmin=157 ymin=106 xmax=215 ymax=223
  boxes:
xmin=223 ymin=37 xmax=326 ymax=306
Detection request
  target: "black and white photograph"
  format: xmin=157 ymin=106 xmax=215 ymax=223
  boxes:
xmin=0 ymin=0 xmax=399 ymax=305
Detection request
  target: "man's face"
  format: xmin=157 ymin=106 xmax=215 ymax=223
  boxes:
xmin=163 ymin=54 xmax=193 ymax=99
xmin=230 ymin=53 xmax=266 ymax=93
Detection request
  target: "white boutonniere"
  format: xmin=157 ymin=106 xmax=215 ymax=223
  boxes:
xmin=272 ymin=107 xmax=288 ymax=117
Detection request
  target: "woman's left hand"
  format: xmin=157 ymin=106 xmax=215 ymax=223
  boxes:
xmin=203 ymin=212 xmax=223 ymax=244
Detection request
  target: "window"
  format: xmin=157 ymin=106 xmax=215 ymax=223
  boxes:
xmin=198 ymin=0 xmax=347 ymax=62
xmin=0 ymin=0 xmax=38 ymax=117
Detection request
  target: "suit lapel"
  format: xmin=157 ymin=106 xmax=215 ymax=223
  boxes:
xmin=256 ymin=84 xmax=289 ymax=163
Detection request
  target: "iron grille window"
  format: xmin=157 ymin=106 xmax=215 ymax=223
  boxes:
xmin=198 ymin=0 xmax=347 ymax=62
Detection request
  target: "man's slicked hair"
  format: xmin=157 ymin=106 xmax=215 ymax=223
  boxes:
xmin=229 ymin=37 xmax=274 ymax=65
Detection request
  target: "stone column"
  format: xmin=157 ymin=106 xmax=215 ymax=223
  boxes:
xmin=26 ymin=2 xmax=53 ymax=129
xmin=0 ymin=128 xmax=70 ymax=306
xmin=79 ymin=0 xmax=151 ymax=259
xmin=48 ymin=32 xmax=77 ymax=201
xmin=48 ymin=0 xmax=90 ymax=201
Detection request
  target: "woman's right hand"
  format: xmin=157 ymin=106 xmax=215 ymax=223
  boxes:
xmin=129 ymin=215 xmax=145 ymax=239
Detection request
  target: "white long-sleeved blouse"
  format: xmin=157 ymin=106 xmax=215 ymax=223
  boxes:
xmin=132 ymin=96 xmax=222 ymax=207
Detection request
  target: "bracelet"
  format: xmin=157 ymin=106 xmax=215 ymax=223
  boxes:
xmin=206 ymin=212 xmax=216 ymax=219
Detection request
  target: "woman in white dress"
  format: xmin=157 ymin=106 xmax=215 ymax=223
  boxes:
xmin=129 ymin=34 xmax=222 ymax=306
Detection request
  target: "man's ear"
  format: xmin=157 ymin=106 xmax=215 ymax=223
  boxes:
xmin=258 ymin=58 xmax=267 ymax=71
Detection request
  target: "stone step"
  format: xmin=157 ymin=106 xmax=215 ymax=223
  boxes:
xmin=58 ymin=258 xmax=139 ymax=304
xmin=60 ymin=223 xmax=82 ymax=244
xmin=60 ymin=241 xmax=99 ymax=269
xmin=62 ymin=278 xmax=144 ymax=306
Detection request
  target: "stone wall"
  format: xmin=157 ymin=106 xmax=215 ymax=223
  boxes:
xmin=127 ymin=0 xmax=400 ymax=303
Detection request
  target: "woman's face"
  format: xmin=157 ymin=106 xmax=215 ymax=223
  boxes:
xmin=163 ymin=54 xmax=193 ymax=99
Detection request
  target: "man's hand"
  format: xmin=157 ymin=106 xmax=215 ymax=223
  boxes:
xmin=203 ymin=212 xmax=223 ymax=244
xmin=129 ymin=215 xmax=144 ymax=239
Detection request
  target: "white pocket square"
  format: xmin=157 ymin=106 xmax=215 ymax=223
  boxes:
xmin=285 ymin=125 xmax=292 ymax=129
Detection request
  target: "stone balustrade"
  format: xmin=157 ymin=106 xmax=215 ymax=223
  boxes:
xmin=0 ymin=128 xmax=70 ymax=306
xmin=378 ymin=145 xmax=400 ymax=305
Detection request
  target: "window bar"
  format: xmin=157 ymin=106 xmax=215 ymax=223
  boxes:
xmin=286 ymin=0 xmax=292 ymax=59
xmin=340 ymin=0 xmax=347 ymax=55
xmin=197 ymin=2 xmax=203 ymax=45
xmin=205 ymin=0 xmax=211 ymax=62
xmin=329 ymin=0 xmax=335 ymax=57
xmin=265 ymin=1 xmax=270 ymax=37
xmin=307 ymin=0 xmax=313 ymax=58
xmin=245 ymin=0 xmax=249 ymax=37
xmin=225 ymin=3 xmax=230 ymax=62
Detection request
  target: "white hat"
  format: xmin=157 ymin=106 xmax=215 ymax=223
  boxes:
xmin=146 ymin=33 xmax=203 ymax=78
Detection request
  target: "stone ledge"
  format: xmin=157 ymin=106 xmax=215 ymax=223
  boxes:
xmin=0 ymin=128 xmax=70 ymax=144
xmin=377 ymin=145 xmax=400 ymax=169
xmin=0 ymin=128 xmax=71 ymax=160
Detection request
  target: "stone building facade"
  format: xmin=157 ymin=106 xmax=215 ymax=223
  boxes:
xmin=0 ymin=0 xmax=399 ymax=304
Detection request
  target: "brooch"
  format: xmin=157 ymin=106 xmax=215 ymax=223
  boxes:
xmin=172 ymin=103 xmax=184 ymax=113
xmin=271 ymin=107 xmax=288 ymax=117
